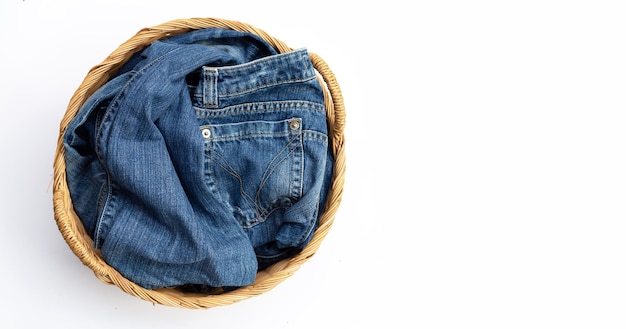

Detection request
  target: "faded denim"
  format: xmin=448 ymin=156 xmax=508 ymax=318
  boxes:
xmin=63 ymin=28 xmax=332 ymax=289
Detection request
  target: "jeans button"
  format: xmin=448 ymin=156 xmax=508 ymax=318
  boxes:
xmin=202 ymin=128 xmax=211 ymax=138
xmin=289 ymin=119 xmax=300 ymax=130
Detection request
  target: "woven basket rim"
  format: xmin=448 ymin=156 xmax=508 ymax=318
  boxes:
xmin=52 ymin=17 xmax=345 ymax=309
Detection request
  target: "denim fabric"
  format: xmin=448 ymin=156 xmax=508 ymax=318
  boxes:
xmin=63 ymin=28 xmax=332 ymax=289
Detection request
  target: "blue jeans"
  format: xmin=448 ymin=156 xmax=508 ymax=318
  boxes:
xmin=63 ymin=28 xmax=333 ymax=289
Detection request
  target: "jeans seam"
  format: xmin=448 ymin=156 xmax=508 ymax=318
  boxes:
xmin=193 ymin=100 xmax=325 ymax=117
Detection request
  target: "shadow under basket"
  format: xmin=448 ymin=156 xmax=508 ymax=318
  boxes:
xmin=52 ymin=18 xmax=345 ymax=309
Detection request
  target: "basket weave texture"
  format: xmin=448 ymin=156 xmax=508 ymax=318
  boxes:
xmin=52 ymin=17 xmax=345 ymax=309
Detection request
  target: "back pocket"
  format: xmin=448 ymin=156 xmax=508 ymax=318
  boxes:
xmin=201 ymin=118 xmax=304 ymax=228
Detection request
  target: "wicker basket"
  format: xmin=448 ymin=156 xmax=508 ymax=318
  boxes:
xmin=52 ymin=18 xmax=345 ymax=309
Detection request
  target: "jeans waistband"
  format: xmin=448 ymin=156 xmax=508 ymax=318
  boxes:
xmin=198 ymin=48 xmax=315 ymax=108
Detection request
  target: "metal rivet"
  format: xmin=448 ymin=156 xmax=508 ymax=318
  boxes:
xmin=202 ymin=128 xmax=211 ymax=138
xmin=289 ymin=119 xmax=300 ymax=130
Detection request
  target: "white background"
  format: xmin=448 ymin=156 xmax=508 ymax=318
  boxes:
xmin=1 ymin=0 xmax=625 ymax=328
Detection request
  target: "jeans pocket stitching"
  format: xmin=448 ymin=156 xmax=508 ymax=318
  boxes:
xmin=255 ymin=133 xmax=302 ymax=209
xmin=209 ymin=150 xmax=262 ymax=218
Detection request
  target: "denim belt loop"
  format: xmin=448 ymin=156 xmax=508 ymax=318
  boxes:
xmin=203 ymin=67 xmax=218 ymax=108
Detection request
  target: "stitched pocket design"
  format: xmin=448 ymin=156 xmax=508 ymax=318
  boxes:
xmin=202 ymin=118 xmax=304 ymax=228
